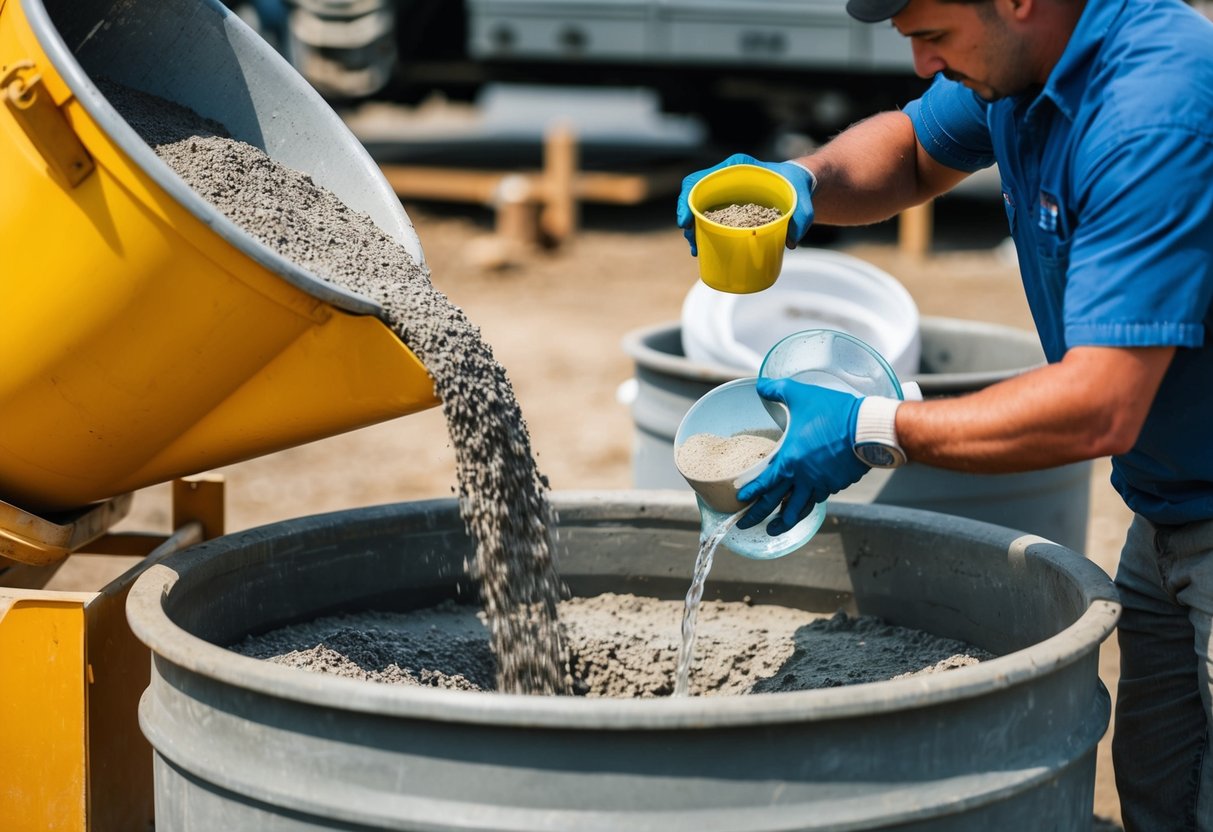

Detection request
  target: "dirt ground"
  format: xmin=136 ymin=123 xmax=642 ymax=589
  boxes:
xmin=47 ymin=191 xmax=1130 ymax=827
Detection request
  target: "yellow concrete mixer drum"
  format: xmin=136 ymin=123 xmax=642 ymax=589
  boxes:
xmin=0 ymin=0 xmax=439 ymax=516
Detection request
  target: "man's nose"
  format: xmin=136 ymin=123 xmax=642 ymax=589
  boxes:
xmin=911 ymin=41 xmax=945 ymax=78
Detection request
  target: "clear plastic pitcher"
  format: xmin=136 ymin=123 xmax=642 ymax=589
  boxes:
xmin=674 ymin=377 xmax=825 ymax=560
xmin=759 ymin=328 xmax=919 ymax=427
xmin=674 ymin=329 xmax=917 ymax=559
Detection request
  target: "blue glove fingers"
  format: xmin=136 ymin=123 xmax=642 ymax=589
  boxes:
xmin=677 ymin=154 xmax=762 ymax=254
xmin=735 ymin=459 xmax=778 ymax=503
xmin=735 ymin=474 xmax=790 ymax=530
xmin=767 ymin=483 xmax=819 ymax=537
xmin=786 ymin=199 xmax=816 ymax=249
xmin=754 ymin=376 xmax=792 ymax=404
xmin=676 ymin=169 xmax=706 ymax=255
xmin=676 ymin=154 xmax=756 ymax=228
xmin=720 ymin=152 xmax=759 ymax=168
xmin=675 ymin=170 xmax=704 ymax=231
xmin=750 ymin=376 xmax=868 ymax=536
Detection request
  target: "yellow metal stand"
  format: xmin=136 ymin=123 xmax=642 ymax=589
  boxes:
xmin=0 ymin=476 xmax=225 ymax=832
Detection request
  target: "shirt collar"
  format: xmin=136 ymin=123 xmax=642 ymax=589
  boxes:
xmin=1032 ymin=0 xmax=1125 ymax=122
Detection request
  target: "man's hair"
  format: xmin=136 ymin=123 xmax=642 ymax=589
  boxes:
xmin=937 ymin=0 xmax=999 ymax=21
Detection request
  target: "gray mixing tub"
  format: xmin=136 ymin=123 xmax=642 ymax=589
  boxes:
xmin=126 ymin=494 xmax=1119 ymax=832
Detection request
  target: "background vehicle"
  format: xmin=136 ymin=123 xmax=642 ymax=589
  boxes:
xmin=235 ymin=0 xmax=927 ymax=145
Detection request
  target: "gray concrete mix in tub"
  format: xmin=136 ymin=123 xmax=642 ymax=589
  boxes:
xmin=232 ymin=594 xmax=994 ymax=697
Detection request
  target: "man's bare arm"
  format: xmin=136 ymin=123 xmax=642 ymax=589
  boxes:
xmin=896 ymin=345 xmax=1176 ymax=472
xmin=792 ymin=111 xmax=970 ymax=226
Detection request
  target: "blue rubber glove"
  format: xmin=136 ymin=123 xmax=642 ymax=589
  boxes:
xmin=675 ymin=153 xmax=816 ymax=256
xmin=736 ymin=378 xmax=869 ymax=536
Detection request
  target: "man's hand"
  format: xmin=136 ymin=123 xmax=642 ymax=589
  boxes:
xmin=736 ymin=379 xmax=868 ymax=535
xmin=676 ymin=154 xmax=816 ymax=256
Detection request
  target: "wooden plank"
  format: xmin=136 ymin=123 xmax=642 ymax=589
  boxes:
xmin=379 ymin=165 xmax=505 ymax=204
xmin=899 ymin=200 xmax=934 ymax=259
xmin=495 ymin=174 xmax=539 ymax=247
xmin=539 ymin=123 xmax=578 ymax=243
xmin=381 ymin=144 xmax=687 ymax=256
xmin=381 ymin=163 xmax=687 ymax=207
xmin=573 ymin=166 xmax=686 ymax=204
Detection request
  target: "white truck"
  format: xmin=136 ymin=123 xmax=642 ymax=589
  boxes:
xmin=245 ymin=0 xmax=924 ymax=144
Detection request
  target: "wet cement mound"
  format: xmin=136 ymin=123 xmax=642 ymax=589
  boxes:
xmin=232 ymin=592 xmax=995 ymax=697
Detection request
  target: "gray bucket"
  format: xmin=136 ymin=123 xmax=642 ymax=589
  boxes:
xmin=126 ymin=494 xmax=1119 ymax=831
xmin=623 ymin=316 xmax=1093 ymax=552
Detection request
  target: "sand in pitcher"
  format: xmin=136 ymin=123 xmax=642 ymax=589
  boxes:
xmin=675 ymin=432 xmax=778 ymax=482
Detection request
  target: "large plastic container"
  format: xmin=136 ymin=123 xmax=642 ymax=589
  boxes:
xmin=623 ymin=317 xmax=1093 ymax=552
xmin=0 ymin=0 xmax=438 ymax=515
xmin=126 ymin=494 xmax=1119 ymax=831
xmin=681 ymin=248 xmax=921 ymax=376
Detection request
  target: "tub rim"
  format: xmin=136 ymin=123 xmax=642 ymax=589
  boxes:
xmin=126 ymin=492 xmax=1120 ymax=730
xmin=621 ymin=317 xmax=1047 ymax=395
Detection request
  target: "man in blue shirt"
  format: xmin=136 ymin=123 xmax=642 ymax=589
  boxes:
xmin=677 ymin=0 xmax=1213 ymax=826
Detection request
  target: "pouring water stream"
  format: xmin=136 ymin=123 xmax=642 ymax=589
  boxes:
xmin=673 ymin=506 xmax=746 ymax=697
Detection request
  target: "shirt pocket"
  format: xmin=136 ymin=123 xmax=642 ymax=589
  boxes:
xmin=1032 ymin=186 xmax=1072 ymax=283
xmin=1034 ymin=232 xmax=1072 ymax=287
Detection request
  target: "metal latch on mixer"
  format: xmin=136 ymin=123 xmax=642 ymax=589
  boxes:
xmin=2 ymin=59 xmax=94 ymax=187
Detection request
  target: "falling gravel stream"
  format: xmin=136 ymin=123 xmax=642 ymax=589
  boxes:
xmin=104 ymin=81 xmax=568 ymax=695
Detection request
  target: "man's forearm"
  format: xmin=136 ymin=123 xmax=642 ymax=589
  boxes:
xmin=792 ymin=111 xmax=965 ymax=226
xmin=895 ymin=346 xmax=1175 ymax=473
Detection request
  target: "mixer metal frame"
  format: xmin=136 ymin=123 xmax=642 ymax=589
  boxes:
xmin=0 ymin=476 xmax=225 ymax=832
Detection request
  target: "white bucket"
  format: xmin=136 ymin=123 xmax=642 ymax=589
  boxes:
xmin=681 ymin=248 xmax=921 ymax=377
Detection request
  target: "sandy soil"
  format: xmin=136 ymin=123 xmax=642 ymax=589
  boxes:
xmin=46 ymin=192 xmax=1130 ymax=828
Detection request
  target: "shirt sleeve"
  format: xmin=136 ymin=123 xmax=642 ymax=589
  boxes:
xmin=903 ymin=74 xmax=996 ymax=173
xmin=1064 ymin=127 xmax=1213 ymax=348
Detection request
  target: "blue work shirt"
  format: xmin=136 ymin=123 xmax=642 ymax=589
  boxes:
xmin=903 ymin=0 xmax=1213 ymax=525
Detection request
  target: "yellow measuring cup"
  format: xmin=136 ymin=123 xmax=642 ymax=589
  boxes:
xmin=687 ymin=164 xmax=797 ymax=294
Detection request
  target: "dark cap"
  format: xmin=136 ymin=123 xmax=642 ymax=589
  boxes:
xmin=846 ymin=0 xmax=911 ymax=22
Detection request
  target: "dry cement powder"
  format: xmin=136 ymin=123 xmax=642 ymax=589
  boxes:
xmin=232 ymin=593 xmax=994 ymax=697
xmin=676 ymin=432 xmax=778 ymax=480
xmin=103 ymin=81 xmax=568 ymax=695
xmin=704 ymin=203 xmax=783 ymax=228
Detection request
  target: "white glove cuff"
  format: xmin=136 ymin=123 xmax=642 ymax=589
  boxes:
xmin=784 ymin=159 xmax=819 ymax=194
xmin=854 ymin=396 xmax=906 ymax=469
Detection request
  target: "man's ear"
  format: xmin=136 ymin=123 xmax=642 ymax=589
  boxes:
xmin=996 ymin=0 xmax=1034 ymax=23
xmin=994 ymin=0 xmax=1033 ymax=22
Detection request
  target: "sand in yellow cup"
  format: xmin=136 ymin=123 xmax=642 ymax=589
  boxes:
xmin=688 ymin=164 xmax=798 ymax=294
